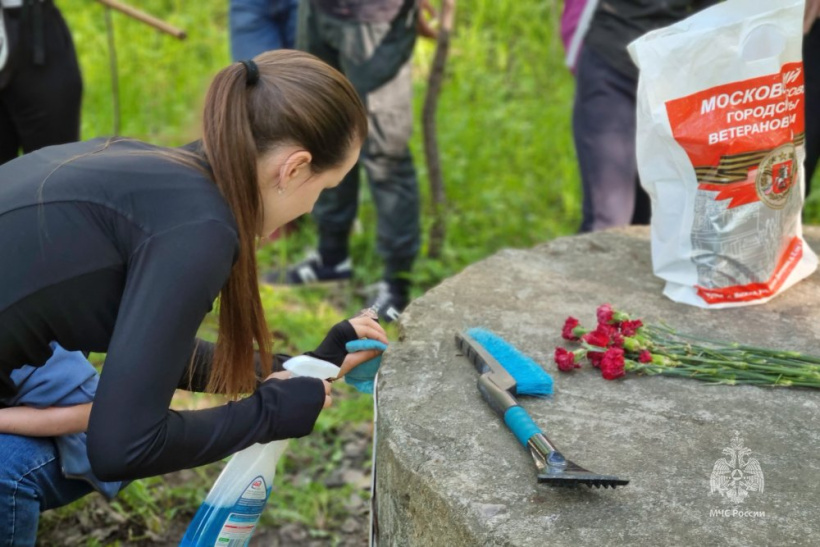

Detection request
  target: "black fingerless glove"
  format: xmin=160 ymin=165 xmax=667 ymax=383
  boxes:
xmin=305 ymin=320 xmax=358 ymax=366
xmin=257 ymin=376 xmax=326 ymax=440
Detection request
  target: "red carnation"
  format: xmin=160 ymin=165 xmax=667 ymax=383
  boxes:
xmin=554 ymin=347 xmax=581 ymax=372
xmin=620 ymin=319 xmax=644 ymax=337
xmin=582 ymin=329 xmax=610 ymax=349
xmin=562 ymin=317 xmax=581 ymax=341
xmin=612 ymin=332 xmax=625 ymax=348
xmin=596 ymin=303 xmax=614 ymax=325
xmin=588 ymin=351 xmax=604 ymax=368
xmin=601 ymin=347 xmax=625 ymax=380
xmin=596 ymin=322 xmax=618 ymax=337
xmin=639 ymin=350 xmax=652 ymax=363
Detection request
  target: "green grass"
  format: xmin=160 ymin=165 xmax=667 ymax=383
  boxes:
xmin=64 ymin=0 xmax=227 ymax=144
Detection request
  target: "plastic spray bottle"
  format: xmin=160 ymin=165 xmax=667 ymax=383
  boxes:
xmin=179 ymin=355 xmax=340 ymax=546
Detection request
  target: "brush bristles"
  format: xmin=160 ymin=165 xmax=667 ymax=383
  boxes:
xmin=466 ymin=328 xmax=553 ymax=397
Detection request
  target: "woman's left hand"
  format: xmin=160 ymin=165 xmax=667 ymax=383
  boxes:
xmin=306 ymin=313 xmax=388 ymax=369
xmin=337 ymin=315 xmax=387 ymax=377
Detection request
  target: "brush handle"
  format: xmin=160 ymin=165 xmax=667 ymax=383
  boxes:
xmin=475 ymin=373 xmax=543 ymax=448
xmin=505 ymin=408 xmax=562 ymax=472
xmin=504 ymin=406 xmax=543 ymax=447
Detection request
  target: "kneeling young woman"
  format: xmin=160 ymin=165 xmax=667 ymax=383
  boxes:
xmin=0 ymin=50 xmax=387 ymax=543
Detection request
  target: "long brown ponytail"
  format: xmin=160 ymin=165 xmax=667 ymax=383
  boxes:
xmin=201 ymin=50 xmax=367 ymax=396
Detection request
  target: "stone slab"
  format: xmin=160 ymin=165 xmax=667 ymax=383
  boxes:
xmin=375 ymin=226 xmax=820 ymax=546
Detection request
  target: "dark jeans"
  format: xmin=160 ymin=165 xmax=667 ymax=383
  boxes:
xmin=0 ymin=3 xmax=82 ymax=165
xmin=229 ymin=0 xmax=299 ymax=60
xmin=297 ymin=0 xmax=420 ymax=279
xmin=804 ymin=22 xmax=820 ymax=194
xmin=573 ymin=47 xmax=650 ymax=232
xmin=0 ymin=434 xmax=94 ymax=546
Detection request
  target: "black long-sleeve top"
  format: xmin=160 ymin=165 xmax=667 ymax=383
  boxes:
xmin=0 ymin=138 xmax=326 ymax=481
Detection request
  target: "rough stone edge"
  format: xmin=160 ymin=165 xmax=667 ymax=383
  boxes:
xmin=375 ymin=225 xmax=820 ymax=546
xmin=375 ymin=435 xmax=502 ymax=547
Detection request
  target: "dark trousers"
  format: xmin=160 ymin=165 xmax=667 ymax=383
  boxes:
xmin=297 ymin=0 xmax=420 ymax=279
xmin=573 ymin=47 xmax=650 ymax=233
xmin=229 ymin=0 xmax=299 ymax=60
xmin=804 ymin=23 xmax=820 ymax=194
xmin=0 ymin=3 xmax=82 ymax=165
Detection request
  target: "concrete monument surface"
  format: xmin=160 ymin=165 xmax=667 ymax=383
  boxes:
xmin=375 ymin=226 xmax=820 ymax=546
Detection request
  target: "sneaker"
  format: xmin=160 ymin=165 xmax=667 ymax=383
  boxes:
xmin=366 ymin=281 xmax=409 ymax=323
xmin=264 ymin=250 xmax=352 ymax=285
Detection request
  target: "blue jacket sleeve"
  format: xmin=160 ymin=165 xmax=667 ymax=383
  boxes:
xmin=9 ymin=342 xmax=97 ymax=407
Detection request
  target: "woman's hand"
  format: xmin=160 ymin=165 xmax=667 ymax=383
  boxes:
xmin=307 ymin=313 xmax=388 ymax=366
xmin=347 ymin=314 xmax=388 ymax=344
xmin=265 ymin=371 xmax=333 ymax=409
xmin=337 ymin=315 xmax=388 ymax=378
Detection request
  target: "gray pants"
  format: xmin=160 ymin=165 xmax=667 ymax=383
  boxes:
xmin=297 ymin=0 xmax=420 ymax=279
xmin=572 ymin=47 xmax=650 ymax=233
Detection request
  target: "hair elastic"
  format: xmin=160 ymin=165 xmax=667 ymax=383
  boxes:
xmin=240 ymin=59 xmax=260 ymax=86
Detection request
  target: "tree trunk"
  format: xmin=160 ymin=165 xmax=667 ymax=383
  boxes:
xmin=422 ymin=0 xmax=456 ymax=259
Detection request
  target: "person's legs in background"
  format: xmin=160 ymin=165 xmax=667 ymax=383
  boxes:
xmin=282 ymin=2 xmax=420 ymax=321
xmin=230 ymin=0 xmax=299 ymax=61
xmin=0 ymin=3 xmax=82 ymax=166
xmin=631 ymin=174 xmax=651 ymax=225
xmin=264 ymin=0 xmax=357 ymax=284
xmin=319 ymin=9 xmax=419 ymax=319
xmin=573 ymin=47 xmax=649 ymax=232
xmin=278 ymin=0 xmax=299 ymax=52
xmin=0 ymin=101 xmax=20 ymax=165
xmin=803 ymin=22 xmax=820 ymax=195
xmin=356 ymin=59 xmax=419 ymax=320
xmin=0 ymin=434 xmax=94 ymax=546
xmin=231 ymin=0 xmax=301 ymax=244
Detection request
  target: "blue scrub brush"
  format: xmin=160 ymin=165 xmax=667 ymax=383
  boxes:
xmin=456 ymin=329 xmax=628 ymax=489
xmin=465 ymin=328 xmax=553 ymax=397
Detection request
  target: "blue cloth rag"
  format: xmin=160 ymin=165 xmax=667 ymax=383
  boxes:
xmin=8 ymin=342 xmax=122 ymax=499
xmin=344 ymin=339 xmax=388 ymax=394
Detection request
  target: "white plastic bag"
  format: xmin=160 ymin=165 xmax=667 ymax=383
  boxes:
xmin=628 ymin=0 xmax=817 ymax=308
